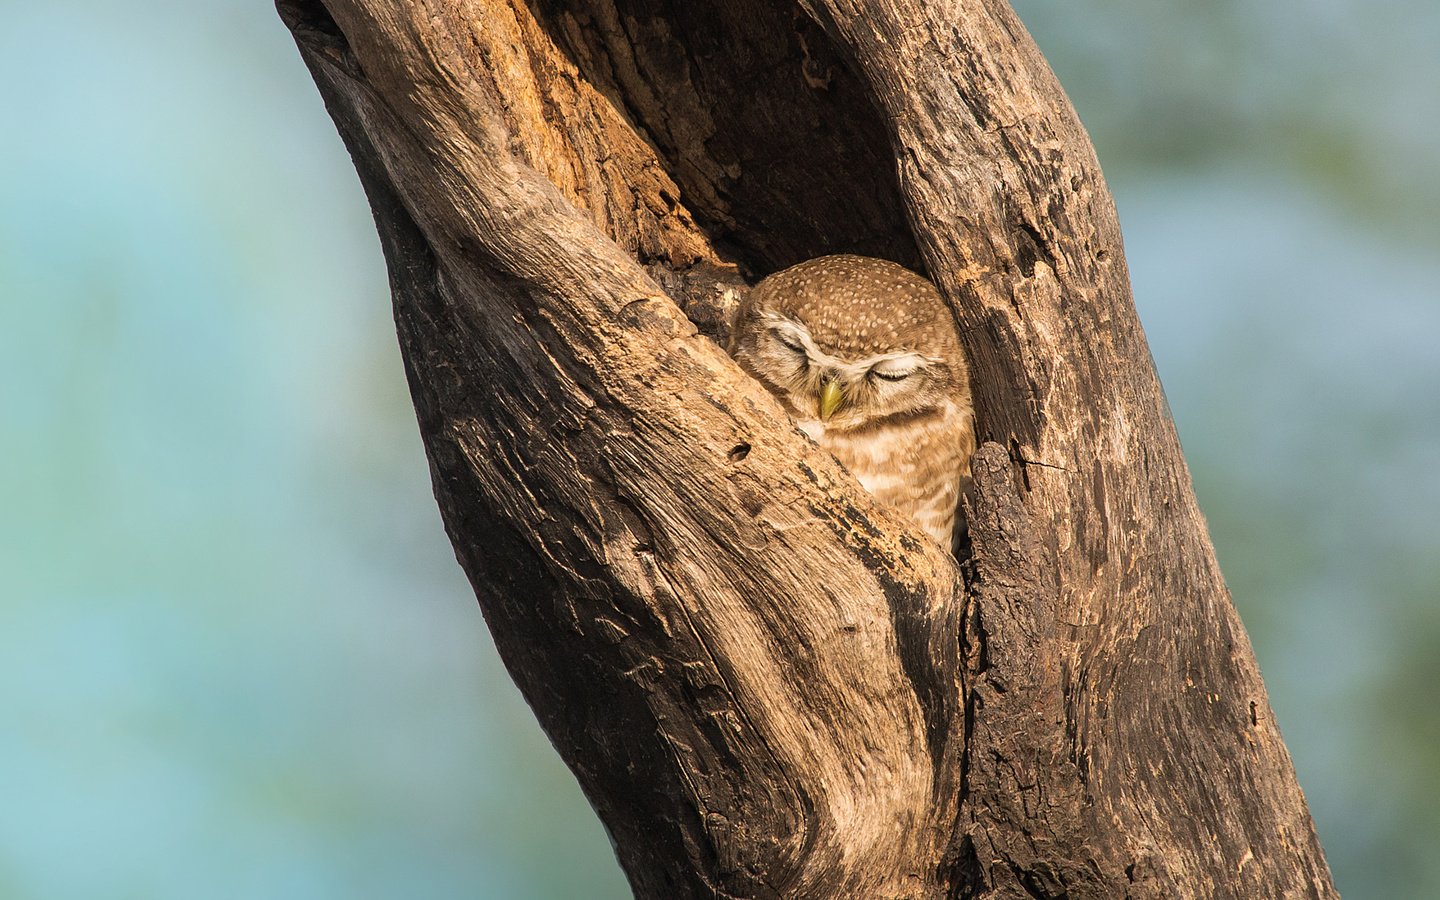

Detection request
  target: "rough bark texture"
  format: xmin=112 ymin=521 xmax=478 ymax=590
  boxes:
xmin=278 ymin=0 xmax=1336 ymax=897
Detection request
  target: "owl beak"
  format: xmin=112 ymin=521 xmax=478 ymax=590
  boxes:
xmin=817 ymin=379 xmax=846 ymax=421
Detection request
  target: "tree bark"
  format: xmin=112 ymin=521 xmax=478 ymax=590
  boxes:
xmin=278 ymin=0 xmax=1336 ymax=897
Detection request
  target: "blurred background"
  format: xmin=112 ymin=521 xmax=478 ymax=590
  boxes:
xmin=1 ymin=0 xmax=1434 ymax=896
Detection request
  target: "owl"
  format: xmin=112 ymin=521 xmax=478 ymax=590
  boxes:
xmin=729 ymin=254 xmax=976 ymax=552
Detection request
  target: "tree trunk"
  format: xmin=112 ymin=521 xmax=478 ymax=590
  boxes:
xmin=277 ymin=0 xmax=1336 ymax=896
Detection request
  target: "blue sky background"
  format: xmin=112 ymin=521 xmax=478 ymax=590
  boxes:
xmin=1 ymin=1 xmax=1435 ymax=897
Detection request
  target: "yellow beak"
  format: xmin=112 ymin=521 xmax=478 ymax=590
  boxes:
xmin=818 ymin=380 xmax=845 ymax=421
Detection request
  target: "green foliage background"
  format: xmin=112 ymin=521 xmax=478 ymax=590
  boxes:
xmin=2 ymin=0 xmax=1435 ymax=896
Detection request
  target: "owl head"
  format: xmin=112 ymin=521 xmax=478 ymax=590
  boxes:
xmin=728 ymin=255 xmax=970 ymax=433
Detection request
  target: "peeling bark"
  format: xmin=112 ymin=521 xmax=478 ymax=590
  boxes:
xmin=278 ymin=0 xmax=1335 ymax=896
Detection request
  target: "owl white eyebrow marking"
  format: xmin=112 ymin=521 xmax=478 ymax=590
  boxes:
xmin=761 ymin=314 xmax=936 ymax=376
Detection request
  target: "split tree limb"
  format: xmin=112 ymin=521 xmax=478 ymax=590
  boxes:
xmin=279 ymin=0 xmax=1335 ymax=896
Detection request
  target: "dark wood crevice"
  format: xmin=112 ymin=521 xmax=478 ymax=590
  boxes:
xmin=522 ymin=0 xmax=921 ymax=277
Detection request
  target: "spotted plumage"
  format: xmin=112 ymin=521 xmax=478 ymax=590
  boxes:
xmin=729 ymin=254 xmax=976 ymax=551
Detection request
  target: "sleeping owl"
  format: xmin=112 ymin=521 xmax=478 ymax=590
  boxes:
xmin=728 ymin=255 xmax=975 ymax=552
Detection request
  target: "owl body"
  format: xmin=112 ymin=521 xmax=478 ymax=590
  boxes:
xmin=729 ymin=255 xmax=975 ymax=550
xmin=794 ymin=402 xmax=973 ymax=550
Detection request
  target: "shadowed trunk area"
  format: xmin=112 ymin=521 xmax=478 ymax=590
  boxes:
xmin=521 ymin=0 xmax=920 ymax=274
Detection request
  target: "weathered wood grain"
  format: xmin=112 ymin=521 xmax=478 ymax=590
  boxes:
xmin=278 ymin=0 xmax=1335 ymax=896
